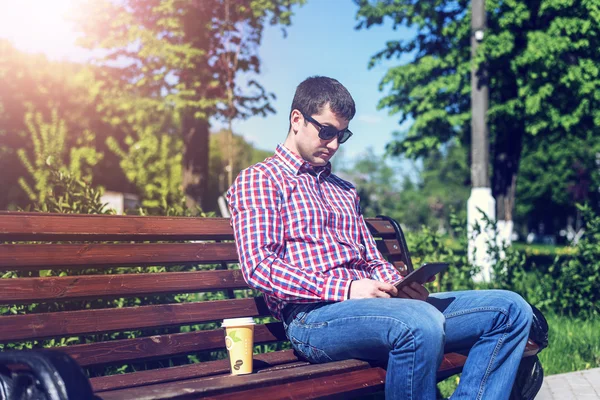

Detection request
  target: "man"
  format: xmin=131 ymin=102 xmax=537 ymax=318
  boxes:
xmin=227 ymin=76 xmax=532 ymax=400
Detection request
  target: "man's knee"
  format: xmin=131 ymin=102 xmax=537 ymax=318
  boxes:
xmin=390 ymin=302 xmax=445 ymax=348
xmin=496 ymin=290 xmax=533 ymax=329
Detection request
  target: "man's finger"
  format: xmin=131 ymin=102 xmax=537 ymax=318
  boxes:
xmin=379 ymin=282 xmax=398 ymax=297
xmin=410 ymin=282 xmax=430 ymax=300
xmin=398 ymin=285 xmax=420 ymax=299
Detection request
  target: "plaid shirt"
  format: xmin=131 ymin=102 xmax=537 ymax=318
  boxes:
xmin=227 ymin=144 xmax=403 ymax=320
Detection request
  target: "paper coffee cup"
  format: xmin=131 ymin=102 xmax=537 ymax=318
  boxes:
xmin=222 ymin=317 xmax=256 ymax=375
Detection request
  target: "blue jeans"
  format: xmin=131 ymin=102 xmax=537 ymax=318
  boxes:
xmin=282 ymin=290 xmax=532 ymax=400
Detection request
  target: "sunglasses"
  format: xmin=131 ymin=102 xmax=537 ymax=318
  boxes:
xmin=301 ymin=112 xmax=353 ymax=144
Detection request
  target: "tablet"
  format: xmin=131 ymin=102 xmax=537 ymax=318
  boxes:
xmin=393 ymin=262 xmax=450 ymax=290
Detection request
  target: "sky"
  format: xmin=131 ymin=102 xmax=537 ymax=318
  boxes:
xmin=229 ymin=1 xmax=416 ymax=161
xmin=0 ymin=0 xmax=416 ymax=163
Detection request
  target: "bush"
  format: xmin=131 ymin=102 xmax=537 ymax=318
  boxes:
xmin=404 ymin=213 xmax=475 ymax=292
xmin=544 ymin=204 xmax=600 ymax=319
xmin=406 ymin=205 xmax=600 ymax=319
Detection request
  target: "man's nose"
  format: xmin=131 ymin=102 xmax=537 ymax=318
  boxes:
xmin=326 ymin=137 xmax=340 ymax=150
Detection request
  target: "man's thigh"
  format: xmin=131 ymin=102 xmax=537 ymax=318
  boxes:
xmin=427 ymin=289 xmax=532 ymax=352
xmin=285 ymin=298 xmax=445 ymax=363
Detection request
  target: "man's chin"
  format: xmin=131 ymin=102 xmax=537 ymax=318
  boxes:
xmin=311 ymin=153 xmax=333 ymax=165
xmin=309 ymin=158 xmax=328 ymax=166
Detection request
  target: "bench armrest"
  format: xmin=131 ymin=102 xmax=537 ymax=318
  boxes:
xmin=0 ymin=350 xmax=94 ymax=400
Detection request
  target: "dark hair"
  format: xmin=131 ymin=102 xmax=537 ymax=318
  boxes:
xmin=290 ymin=76 xmax=356 ymax=123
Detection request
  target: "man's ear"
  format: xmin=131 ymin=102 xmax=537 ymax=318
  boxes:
xmin=290 ymin=109 xmax=303 ymax=133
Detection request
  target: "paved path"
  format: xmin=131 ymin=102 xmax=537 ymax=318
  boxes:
xmin=537 ymin=368 xmax=600 ymax=399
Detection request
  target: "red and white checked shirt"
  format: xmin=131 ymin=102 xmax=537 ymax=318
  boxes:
xmin=227 ymin=144 xmax=403 ymax=320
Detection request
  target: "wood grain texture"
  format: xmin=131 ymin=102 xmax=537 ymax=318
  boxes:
xmin=209 ymin=367 xmax=387 ymax=400
xmin=0 ymin=213 xmax=393 ymax=242
xmin=0 ymin=270 xmax=248 ymax=304
xmin=91 ymin=350 xmax=302 ymax=392
xmin=0 ymin=243 xmax=238 ymax=270
xmin=50 ymin=322 xmax=287 ymax=367
xmin=92 ymin=341 xmax=543 ymax=396
xmin=96 ymin=359 xmax=375 ymax=400
xmin=0 ymin=212 xmax=235 ymax=242
xmin=0 ymin=297 xmax=269 ymax=342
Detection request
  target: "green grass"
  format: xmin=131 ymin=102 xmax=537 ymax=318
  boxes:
xmin=437 ymin=313 xmax=600 ymax=398
xmin=538 ymin=313 xmax=600 ymax=375
xmin=512 ymin=242 xmax=577 ymax=257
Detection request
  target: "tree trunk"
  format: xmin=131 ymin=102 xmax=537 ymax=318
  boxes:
xmin=492 ymin=127 xmax=524 ymax=235
xmin=182 ymin=112 xmax=210 ymax=213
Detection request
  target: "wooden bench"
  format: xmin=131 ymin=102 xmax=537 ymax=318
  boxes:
xmin=0 ymin=212 xmax=541 ymax=399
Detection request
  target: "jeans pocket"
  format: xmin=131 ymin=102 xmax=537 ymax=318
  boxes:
xmin=290 ymin=336 xmax=333 ymax=364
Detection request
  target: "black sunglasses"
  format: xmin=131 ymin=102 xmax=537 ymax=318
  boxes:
xmin=301 ymin=112 xmax=353 ymax=144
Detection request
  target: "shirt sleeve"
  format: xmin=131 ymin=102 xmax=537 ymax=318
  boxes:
xmin=355 ymin=195 xmax=404 ymax=284
xmin=227 ymin=167 xmax=351 ymax=302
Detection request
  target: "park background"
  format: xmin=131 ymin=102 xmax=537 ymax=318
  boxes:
xmin=1 ymin=0 xmax=599 ymax=397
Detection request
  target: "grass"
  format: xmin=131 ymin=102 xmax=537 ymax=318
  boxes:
xmin=437 ymin=313 xmax=600 ymax=398
xmin=538 ymin=313 xmax=600 ymax=375
xmin=512 ymin=242 xmax=577 ymax=256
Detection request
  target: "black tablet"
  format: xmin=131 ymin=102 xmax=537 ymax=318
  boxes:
xmin=393 ymin=262 xmax=450 ymax=290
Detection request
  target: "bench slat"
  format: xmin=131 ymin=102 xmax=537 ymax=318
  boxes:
xmin=209 ymin=367 xmax=387 ymax=400
xmin=91 ymin=340 xmax=540 ymax=394
xmin=0 ymin=243 xmax=238 ymax=270
xmin=364 ymin=219 xmax=397 ymax=238
xmin=50 ymin=322 xmax=287 ymax=367
xmin=0 ymin=213 xmax=396 ymax=241
xmin=90 ymin=349 xmax=302 ymax=393
xmin=392 ymin=261 xmax=408 ymax=275
xmin=376 ymin=239 xmax=403 ymax=256
xmin=96 ymin=358 xmax=375 ymax=400
xmin=0 ymin=298 xmax=270 ymax=342
xmin=0 ymin=213 xmax=235 ymax=242
xmin=0 ymin=270 xmax=248 ymax=304
xmin=0 ymin=240 xmax=402 ymax=270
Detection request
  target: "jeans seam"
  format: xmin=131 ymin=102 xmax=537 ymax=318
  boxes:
xmin=291 ymin=315 xmax=417 ymax=399
xmin=477 ymin=320 xmax=511 ymax=400
xmin=444 ymin=306 xmax=515 ymax=400
xmin=444 ymin=306 xmax=508 ymax=320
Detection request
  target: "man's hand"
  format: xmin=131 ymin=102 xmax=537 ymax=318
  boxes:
xmin=348 ymin=279 xmax=398 ymax=299
xmin=396 ymin=282 xmax=430 ymax=301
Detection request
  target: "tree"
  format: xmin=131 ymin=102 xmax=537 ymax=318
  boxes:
xmin=74 ymin=0 xmax=304 ymax=212
xmin=338 ymin=148 xmax=404 ymax=219
xmin=107 ymin=125 xmax=183 ymax=211
xmin=17 ymin=109 xmax=102 ymax=204
xmin=355 ymin=0 xmax=600 ymax=231
xmin=516 ymin=132 xmax=600 ymax=237
xmin=207 ymin=128 xmax=271 ymax=212
xmin=0 ymin=40 xmax=115 ymax=209
xmin=338 ymin=143 xmax=469 ymax=232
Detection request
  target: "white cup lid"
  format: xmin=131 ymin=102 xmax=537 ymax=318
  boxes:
xmin=221 ymin=317 xmax=256 ymax=327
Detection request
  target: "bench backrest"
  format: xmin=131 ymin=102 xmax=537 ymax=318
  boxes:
xmin=0 ymin=212 xmax=412 ymax=381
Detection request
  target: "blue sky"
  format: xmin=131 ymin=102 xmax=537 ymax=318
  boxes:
xmin=229 ymin=1 xmax=416 ymax=161
xmin=0 ymin=0 xmax=416 ymax=163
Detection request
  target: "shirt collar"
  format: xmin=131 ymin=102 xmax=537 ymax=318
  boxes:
xmin=275 ymin=144 xmax=332 ymax=178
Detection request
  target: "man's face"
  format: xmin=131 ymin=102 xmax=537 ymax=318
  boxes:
xmin=288 ymin=104 xmax=349 ymax=166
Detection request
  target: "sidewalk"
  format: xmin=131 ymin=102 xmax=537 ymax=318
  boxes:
xmin=536 ymin=368 xmax=600 ymax=399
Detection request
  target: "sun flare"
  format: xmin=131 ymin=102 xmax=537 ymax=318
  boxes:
xmin=0 ymin=0 xmax=87 ymax=60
